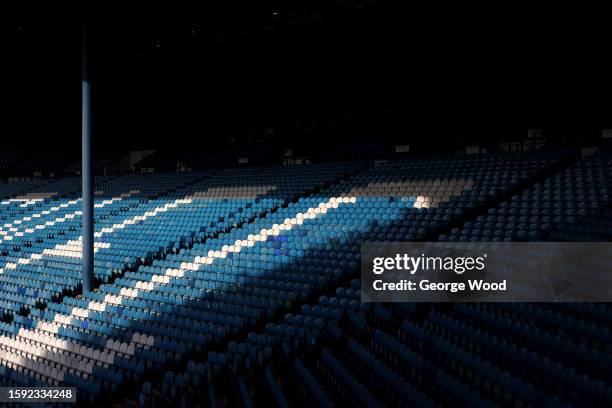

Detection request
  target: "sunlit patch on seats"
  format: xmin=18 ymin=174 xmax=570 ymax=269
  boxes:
xmin=341 ymin=179 xmax=474 ymax=208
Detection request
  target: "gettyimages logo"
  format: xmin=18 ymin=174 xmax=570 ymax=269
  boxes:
xmin=372 ymin=253 xmax=487 ymax=275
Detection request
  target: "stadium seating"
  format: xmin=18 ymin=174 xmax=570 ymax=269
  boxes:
xmin=0 ymin=150 xmax=611 ymax=406
xmin=0 ymin=149 xmax=22 ymax=175
xmin=442 ymin=150 xmax=612 ymax=242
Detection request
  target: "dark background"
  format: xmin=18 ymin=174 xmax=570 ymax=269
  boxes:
xmin=3 ymin=3 xmax=611 ymax=159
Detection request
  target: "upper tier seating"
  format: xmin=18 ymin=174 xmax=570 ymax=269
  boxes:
xmin=0 ymin=180 xmax=49 ymax=201
xmin=0 ymin=150 xmax=22 ymax=175
xmin=442 ymin=150 xmax=612 ymax=242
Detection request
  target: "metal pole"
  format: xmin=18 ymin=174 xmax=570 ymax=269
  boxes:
xmin=82 ymin=18 xmax=94 ymax=294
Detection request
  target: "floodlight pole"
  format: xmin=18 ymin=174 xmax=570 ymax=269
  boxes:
xmin=82 ymin=18 xmax=94 ymax=294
